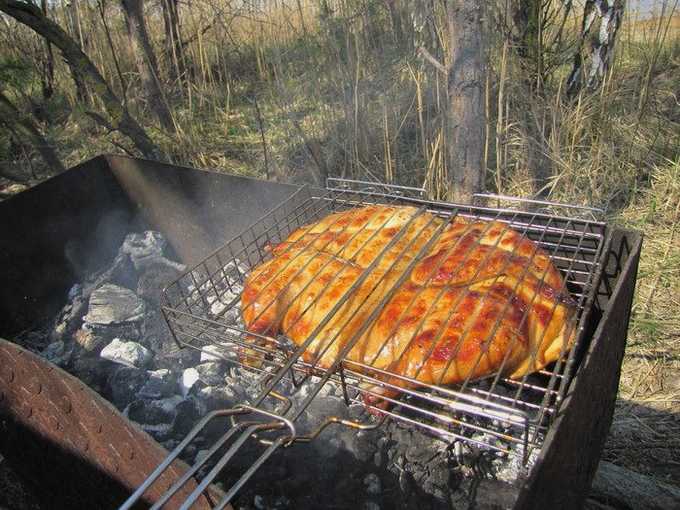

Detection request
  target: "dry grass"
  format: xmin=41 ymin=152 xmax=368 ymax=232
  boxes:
xmin=603 ymin=160 xmax=680 ymax=484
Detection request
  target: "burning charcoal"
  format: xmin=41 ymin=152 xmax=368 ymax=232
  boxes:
xmin=136 ymin=263 xmax=183 ymax=305
xmin=199 ymin=345 xmax=224 ymax=362
xmin=181 ymin=367 xmax=201 ymax=396
xmin=422 ymin=458 xmax=454 ymax=502
xmin=42 ymin=340 xmax=72 ymax=367
xmin=194 ymin=448 xmax=211 ymax=465
xmin=139 ymin=369 xmax=177 ymax=399
xmin=194 ymin=362 xmax=227 ymax=386
xmin=100 ymin=338 xmax=152 ymax=368
xmin=69 ymin=356 xmax=113 ymax=393
xmin=223 ymin=307 xmax=242 ymax=326
xmin=222 ymin=259 xmax=249 ymax=284
xmin=312 ymin=435 xmax=343 ymax=459
xmin=127 ymin=395 xmax=184 ymax=442
xmin=398 ymin=469 xmax=413 ymax=494
xmin=172 ymin=397 xmax=205 ymax=436
xmin=89 ymin=251 xmax=138 ymax=292
xmin=121 ymin=231 xmax=186 ymax=273
xmin=155 ymin=348 xmax=200 ymax=373
xmin=72 ymin=327 xmax=107 ymax=354
xmin=363 ymin=473 xmax=381 ymax=495
xmin=162 ymin=439 xmax=180 ymax=452
xmin=352 ymin=429 xmax=379 ymax=463
xmin=273 ymin=496 xmax=291 ymax=510
xmin=253 ymin=495 xmax=266 ymax=510
xmin=195 ymin=385 xmax=239 ymax=410
xmin=405 ymin=439 xmax=443 ymax=465
xmin=193 ymin=449 xmax=214 ymax=481
xmin=348 ymin=403 xmax=368 ymax=421
xmin=127 ymin=395 xmax=182 ymax=427
xmin=50 ymin=284 xmax=88 ymax=344
xmin=106 ymin=366 xmax=149 ymax=410
xmin=84 ymin=284 xmax=146 ymax=325
xmin=208 ymin=298 xmax=229 ymax=318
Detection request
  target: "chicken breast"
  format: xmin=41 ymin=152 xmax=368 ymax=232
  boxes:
xmin=241 ymin=205 xmax=576 ymax=407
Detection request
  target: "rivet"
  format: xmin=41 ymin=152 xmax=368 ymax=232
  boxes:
xmin=123 ymin=442 xmax=135 ymax=460
xmin=29 ymin=379 xmax=42 ymax=395
xmin=61 ymin=397 xmax=72 ymax=414
xmin=97 ymin=424 xmax=103 ymax=434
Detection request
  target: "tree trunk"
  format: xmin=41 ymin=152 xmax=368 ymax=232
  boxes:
xmin=39 ymin=0 xmax=54 ymax=101
xmin=512 ymin=0 xmax=542 ymax=88
xmin=121 ymin=0 xmax=176 ymax=133
xmin=384 ymin=0 xmax=404 ymax=48
xmin=98 ymin=0 xmax=127 ymax=102
xmin=64 ymin=0 xmax=90 ymax=103
xmin=0 ymin=0 xmax=163 ymax=160
xmin=567 ymin=0 xmax=625 ymax=97
xmin=446 ymin=0 xmax=486 ymax=202
xmin=161 ymin=0 xmax=186 ymax=87
xmin=0 ymin=90 xmax=65 ymax=175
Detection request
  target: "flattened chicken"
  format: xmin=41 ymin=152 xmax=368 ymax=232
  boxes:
xmin=241 ymin=205 xmax=576 ymax=406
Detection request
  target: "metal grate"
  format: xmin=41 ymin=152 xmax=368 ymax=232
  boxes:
xmin=121 ymin=180 xmax=609 ymax=510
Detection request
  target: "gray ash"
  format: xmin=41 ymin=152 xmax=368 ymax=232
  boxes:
xmin=16 ymin=230 xmax=534 ymax=510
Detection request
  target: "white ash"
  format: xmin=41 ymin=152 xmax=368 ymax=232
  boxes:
xmin=120 ymin=231 xmax=186 ymax=273
xmin=194 ymin=361 xmax=228 ymax=386
xmin=181 ymin=367 xmax=200 ymax=396
xmin=84 ymin=284 xmax=146 ymax=325
xmin=200 ymin=344 xmax=224 ymax=362
xmin=139 ymin=369 xmax=177 ymax=399
xmin=100 ymin=338 xmax=152 ymax=368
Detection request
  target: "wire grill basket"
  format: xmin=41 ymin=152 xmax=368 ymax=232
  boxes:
xmin=122 ymin=179 xmax=609 ymax=510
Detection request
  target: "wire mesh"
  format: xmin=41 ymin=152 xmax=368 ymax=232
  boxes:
xmin=123 ymin=180 xmax=608 ymax=509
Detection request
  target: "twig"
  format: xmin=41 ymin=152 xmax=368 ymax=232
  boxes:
xmin=84 ymin=110 xmax=115 ymax=132
xmin=109 ymin=139 xmax=136 ymax=157
xmin=418 ymin=46 xmax=448 ymax=76
xmin=250 ymin=96 xmax=270 ymax=180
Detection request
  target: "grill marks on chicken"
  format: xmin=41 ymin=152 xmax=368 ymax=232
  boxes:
xmin=241 ymin=205 xmax=576 ymax=403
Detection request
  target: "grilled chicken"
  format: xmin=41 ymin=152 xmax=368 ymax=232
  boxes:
xmin=241 ymin=205 xmax=576 ymax=407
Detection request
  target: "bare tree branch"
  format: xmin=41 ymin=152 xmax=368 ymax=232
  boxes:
xmin=0 ymin=89 xmax=65 ymax=175
xmin=0 ymin=0 xmax=164 ymax=160
xmin=418 ymin=46 xmax=447 ymax=76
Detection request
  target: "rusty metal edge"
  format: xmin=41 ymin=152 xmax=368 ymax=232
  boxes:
xmin=0 ymin=338 xmax=228 ymax=509
xmin=513 ymin=228 xmax=643 ymax=509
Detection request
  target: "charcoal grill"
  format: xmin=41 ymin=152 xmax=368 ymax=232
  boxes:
xmin=124 ymin=177 xmax=617 ymax=509
xmin=0 ymin=156 xmax=641 ymax=510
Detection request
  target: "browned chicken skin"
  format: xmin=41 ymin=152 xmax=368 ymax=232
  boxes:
xmin=241 ymin=205 xmax=576 ymax=408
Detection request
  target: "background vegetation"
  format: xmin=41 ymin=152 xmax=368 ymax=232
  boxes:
xmin=0 ymin=0 xmax=678 ymax=486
